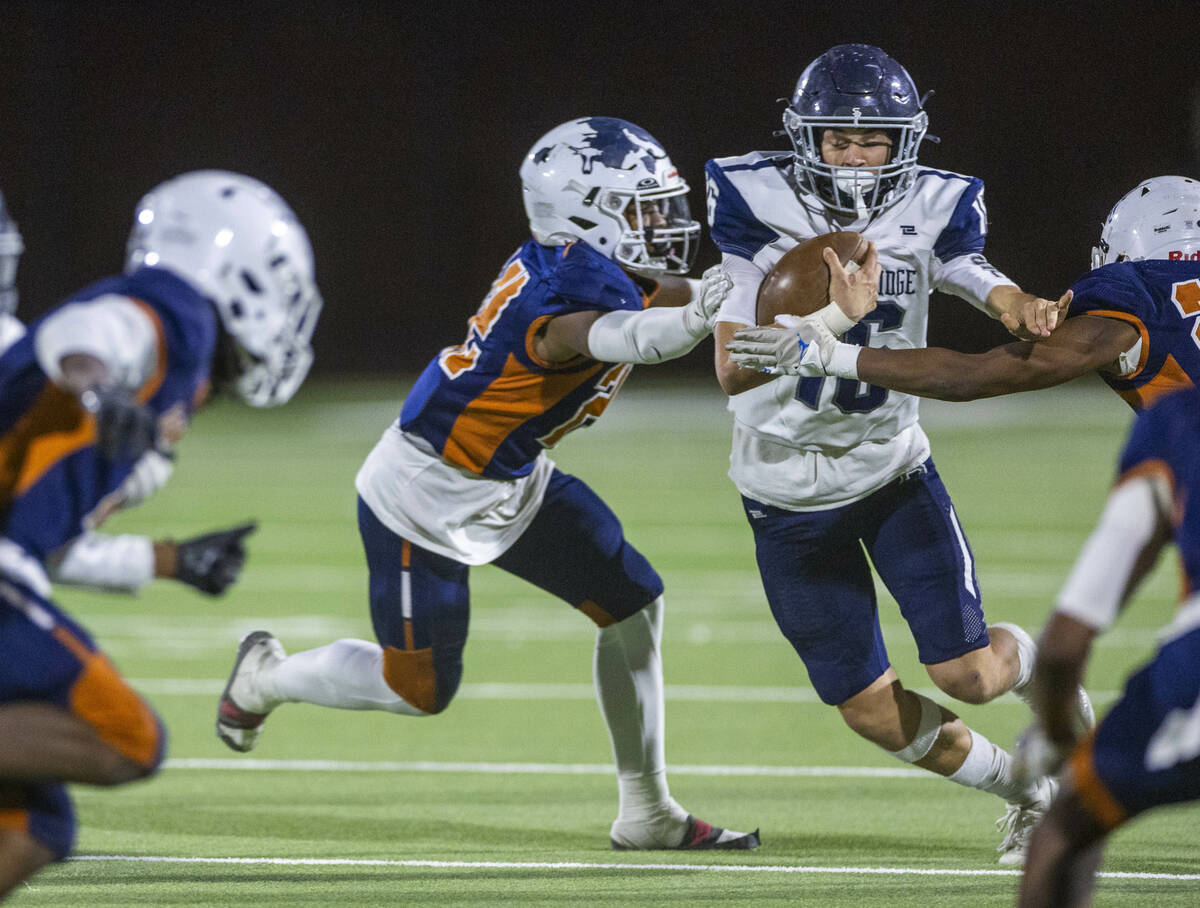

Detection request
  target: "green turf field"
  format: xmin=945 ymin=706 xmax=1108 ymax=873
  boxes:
xmin=15 ymin=376 xmax=1200 ymax=906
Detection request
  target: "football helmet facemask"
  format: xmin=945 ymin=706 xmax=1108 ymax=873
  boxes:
xmin=125 ymin=170 xmax=322 ymax=406
xmin=1091 ymin=176 xmax=1200 ymax=269
xmin=520 ymin=117 xmax=699 ymax=277
xmin=784 ymin=44 xmax=928 ymax=220
xmin=0 ymin=190 xmax=24 ymax=316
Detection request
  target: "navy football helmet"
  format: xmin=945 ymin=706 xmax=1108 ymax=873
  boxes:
xmin=0 ymin=190 xmax=23 ymax=316
xmin=783 ymin=44 xmax=928 ymax=219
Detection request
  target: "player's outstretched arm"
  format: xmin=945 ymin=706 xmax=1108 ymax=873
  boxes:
xmin=535 ymin=265 xmax=732 ymax=365
xmin=850 ymin=315 xmax=1137 ymax=401
xmin=988 ymin=285 xmax=1074 ymax=339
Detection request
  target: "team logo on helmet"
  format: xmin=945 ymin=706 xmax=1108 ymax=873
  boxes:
xmin=565 ymin=117 xmax=668 ymax=174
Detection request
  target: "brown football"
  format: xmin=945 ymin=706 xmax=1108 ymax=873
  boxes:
xmin=756 ymin=231 xmax=870 ymax=325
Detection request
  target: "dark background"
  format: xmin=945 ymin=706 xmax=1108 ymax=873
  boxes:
xmin=1 ymin=1 xmax=1197 ymax=377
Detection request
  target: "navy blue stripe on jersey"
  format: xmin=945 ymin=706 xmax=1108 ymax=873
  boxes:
xmin=705 ymin=159 xmax=781 ymax=260
xmin=931 ymin=175 xmax=987 ymax=262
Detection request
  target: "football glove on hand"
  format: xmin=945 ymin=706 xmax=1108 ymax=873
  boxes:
xmin=684 ymin=265 xmax=733 ymax=334
xmin=726 ymin=313 xmax=838 ymax=375
xmin=1013 ymin=722 xmax=1070 ymax=783
xmin=118 ymin=450 xmax=176 ymax=510
xmin=174 ymin=521 xmax=258 ymax=596
xmin=81 ymin=385 xmax=158 ymax=462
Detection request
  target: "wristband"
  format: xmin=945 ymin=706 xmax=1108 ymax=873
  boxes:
xmin=818 ymin=302 xmax=857 ymax=336
xmin=826 ymin=342 xmax=861 ymax=379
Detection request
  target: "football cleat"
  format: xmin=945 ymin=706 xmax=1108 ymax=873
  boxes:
xmin=611 ymin=814 xmax=761 ymax=851
xmin=996 ymin=776 xmax=1058 ymax=866
xmin=216 ymin=630 xmax=285 ymax=753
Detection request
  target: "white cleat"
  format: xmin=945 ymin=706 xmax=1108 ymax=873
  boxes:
xmin=216 ymin=630 xmax=285 ymax=753
xmin=610 ymin=798 xmax=760 ymax=851
xmin=996 ymin=776 xmax=1058 ymax=866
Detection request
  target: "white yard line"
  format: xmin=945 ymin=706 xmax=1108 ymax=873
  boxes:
xmin=162 ymin=758 xmax=932 ymax=778
xmin=66 ymin=854 xmax=1200 ymax=881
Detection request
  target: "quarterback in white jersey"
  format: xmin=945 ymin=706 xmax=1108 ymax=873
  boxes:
xmin=711 ymin=44 xmax=1084 ymax=865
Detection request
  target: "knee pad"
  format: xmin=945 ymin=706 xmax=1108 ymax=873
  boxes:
xmin=888 ymin=692 xmax=944 ymax=764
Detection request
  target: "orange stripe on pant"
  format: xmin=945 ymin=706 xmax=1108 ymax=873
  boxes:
xmin=1069 ymin=731 xmax=1128 ymax=832
xmin=52 ymin=627 xmax=163 ymax=770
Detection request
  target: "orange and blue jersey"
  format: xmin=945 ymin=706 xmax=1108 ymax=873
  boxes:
xmin=0 ymin=266 xmax=217 ymax=562
xmin=400 ymin=239 xmax=651 ymax=480
xmin=1117 ymin=386 xmax=1200 ymax=594
xmin=1068 ymin=259 xmax=1200 ymax=409
xmin=1070 ymin=387 xmax=1200 ymax=829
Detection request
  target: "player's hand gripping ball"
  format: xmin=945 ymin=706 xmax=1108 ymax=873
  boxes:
xmin=756 ymin=231 xmax=871 ymax=325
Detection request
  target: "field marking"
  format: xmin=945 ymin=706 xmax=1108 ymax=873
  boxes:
xmin=131 ymin=677 xmax=1124 ymax=704
xmin=66 ymin=854 xmax=1200 ymax=881
xmin=163 ymin=758 xmax=932 ymax=778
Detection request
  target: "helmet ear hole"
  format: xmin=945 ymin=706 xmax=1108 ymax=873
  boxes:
xmin=240 ymin=270 xmax=263 ymax=294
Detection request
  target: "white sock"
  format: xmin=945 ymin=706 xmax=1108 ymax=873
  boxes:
xmin=992 ymin=622 xmax=1037 ymax=703
xmin=947 ymin=729 xmax=1040 ymax=804
xmin=268 ymin=638 xmax=428 ymax=716
xmin=593 ymin=597 xmax=677 ymax=821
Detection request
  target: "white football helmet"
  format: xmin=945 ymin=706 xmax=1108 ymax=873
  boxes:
xmin=519 ymin=117 xmax=699 ymax=277
xmin=0 ymin=190 xmax=23 ymax=316
xmin=125 ymin=170 xmax=322 ymax=406
xmin=1091 ymin=176 xmax=1200 ymax=269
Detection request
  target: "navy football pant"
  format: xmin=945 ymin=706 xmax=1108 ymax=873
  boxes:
xmin=745 ymin=459 xmax=989 ymax=705
xmin=358 ymin=468 xmax=663 ymax=714
xmin=0 ymin=576 xmax=166 ymax=859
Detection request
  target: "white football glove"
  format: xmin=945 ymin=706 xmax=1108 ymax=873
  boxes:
xmin=1013 ymin=722 xmax=1071 ymax=783
xmin=684 ymin=265 xmax=733 ymax=334
xmin=726 ymin=313 xmax=839 ymax=376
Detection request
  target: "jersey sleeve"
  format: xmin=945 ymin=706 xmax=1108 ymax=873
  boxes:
xmin=929 ymin=179 xmax=1016 ymax=310
xmin=33 ymin=296 xmax=159 ymax=390
xmin=546 ymin=245 xmax=645 ymax=314
xmin=1067 ymin=263 xmax=1145 ymax=318
xmin=705 ymin=159 xmax=780 ymax=260
xmin=932 ymin=177 xmax=988 ymax=262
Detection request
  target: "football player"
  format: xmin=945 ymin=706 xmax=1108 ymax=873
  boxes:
xmin=711 ymin=44 xmax=1084 ymax=864
xmin=0 ymin=171 xmax=321 ymax=896
xmin=215 ymin=117 xmax=759 ymax=851
xmin=739 ymin=175 xmax=1200 ymax=411
xmin=1015 ymin=386 xmax=1200 ymax=907
xmin=0 ymin=186 xmax=257 ymax=599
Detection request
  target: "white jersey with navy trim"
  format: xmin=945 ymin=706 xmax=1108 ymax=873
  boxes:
xmin=706 ymin=151 xmax=1015 ymax=510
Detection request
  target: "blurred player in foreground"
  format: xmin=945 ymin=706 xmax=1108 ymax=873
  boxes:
xmin=714 ymin=44 xmax=1082 ymax=863
xmin=763 ymin=175 xmax=1200 ymax=409
xmin=0 ymin=186 xmax=256 ymax=598
xmin=216 ymin=117 xmax=760 ymax=851
xmin=1015 ymin=385 xmax=1200 ymax=906
xmin=0 ymin=171 xmax=321 ymax=897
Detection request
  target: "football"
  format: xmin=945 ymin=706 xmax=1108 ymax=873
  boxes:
xmin=756 ymin=231 xmax=870 ymax=325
